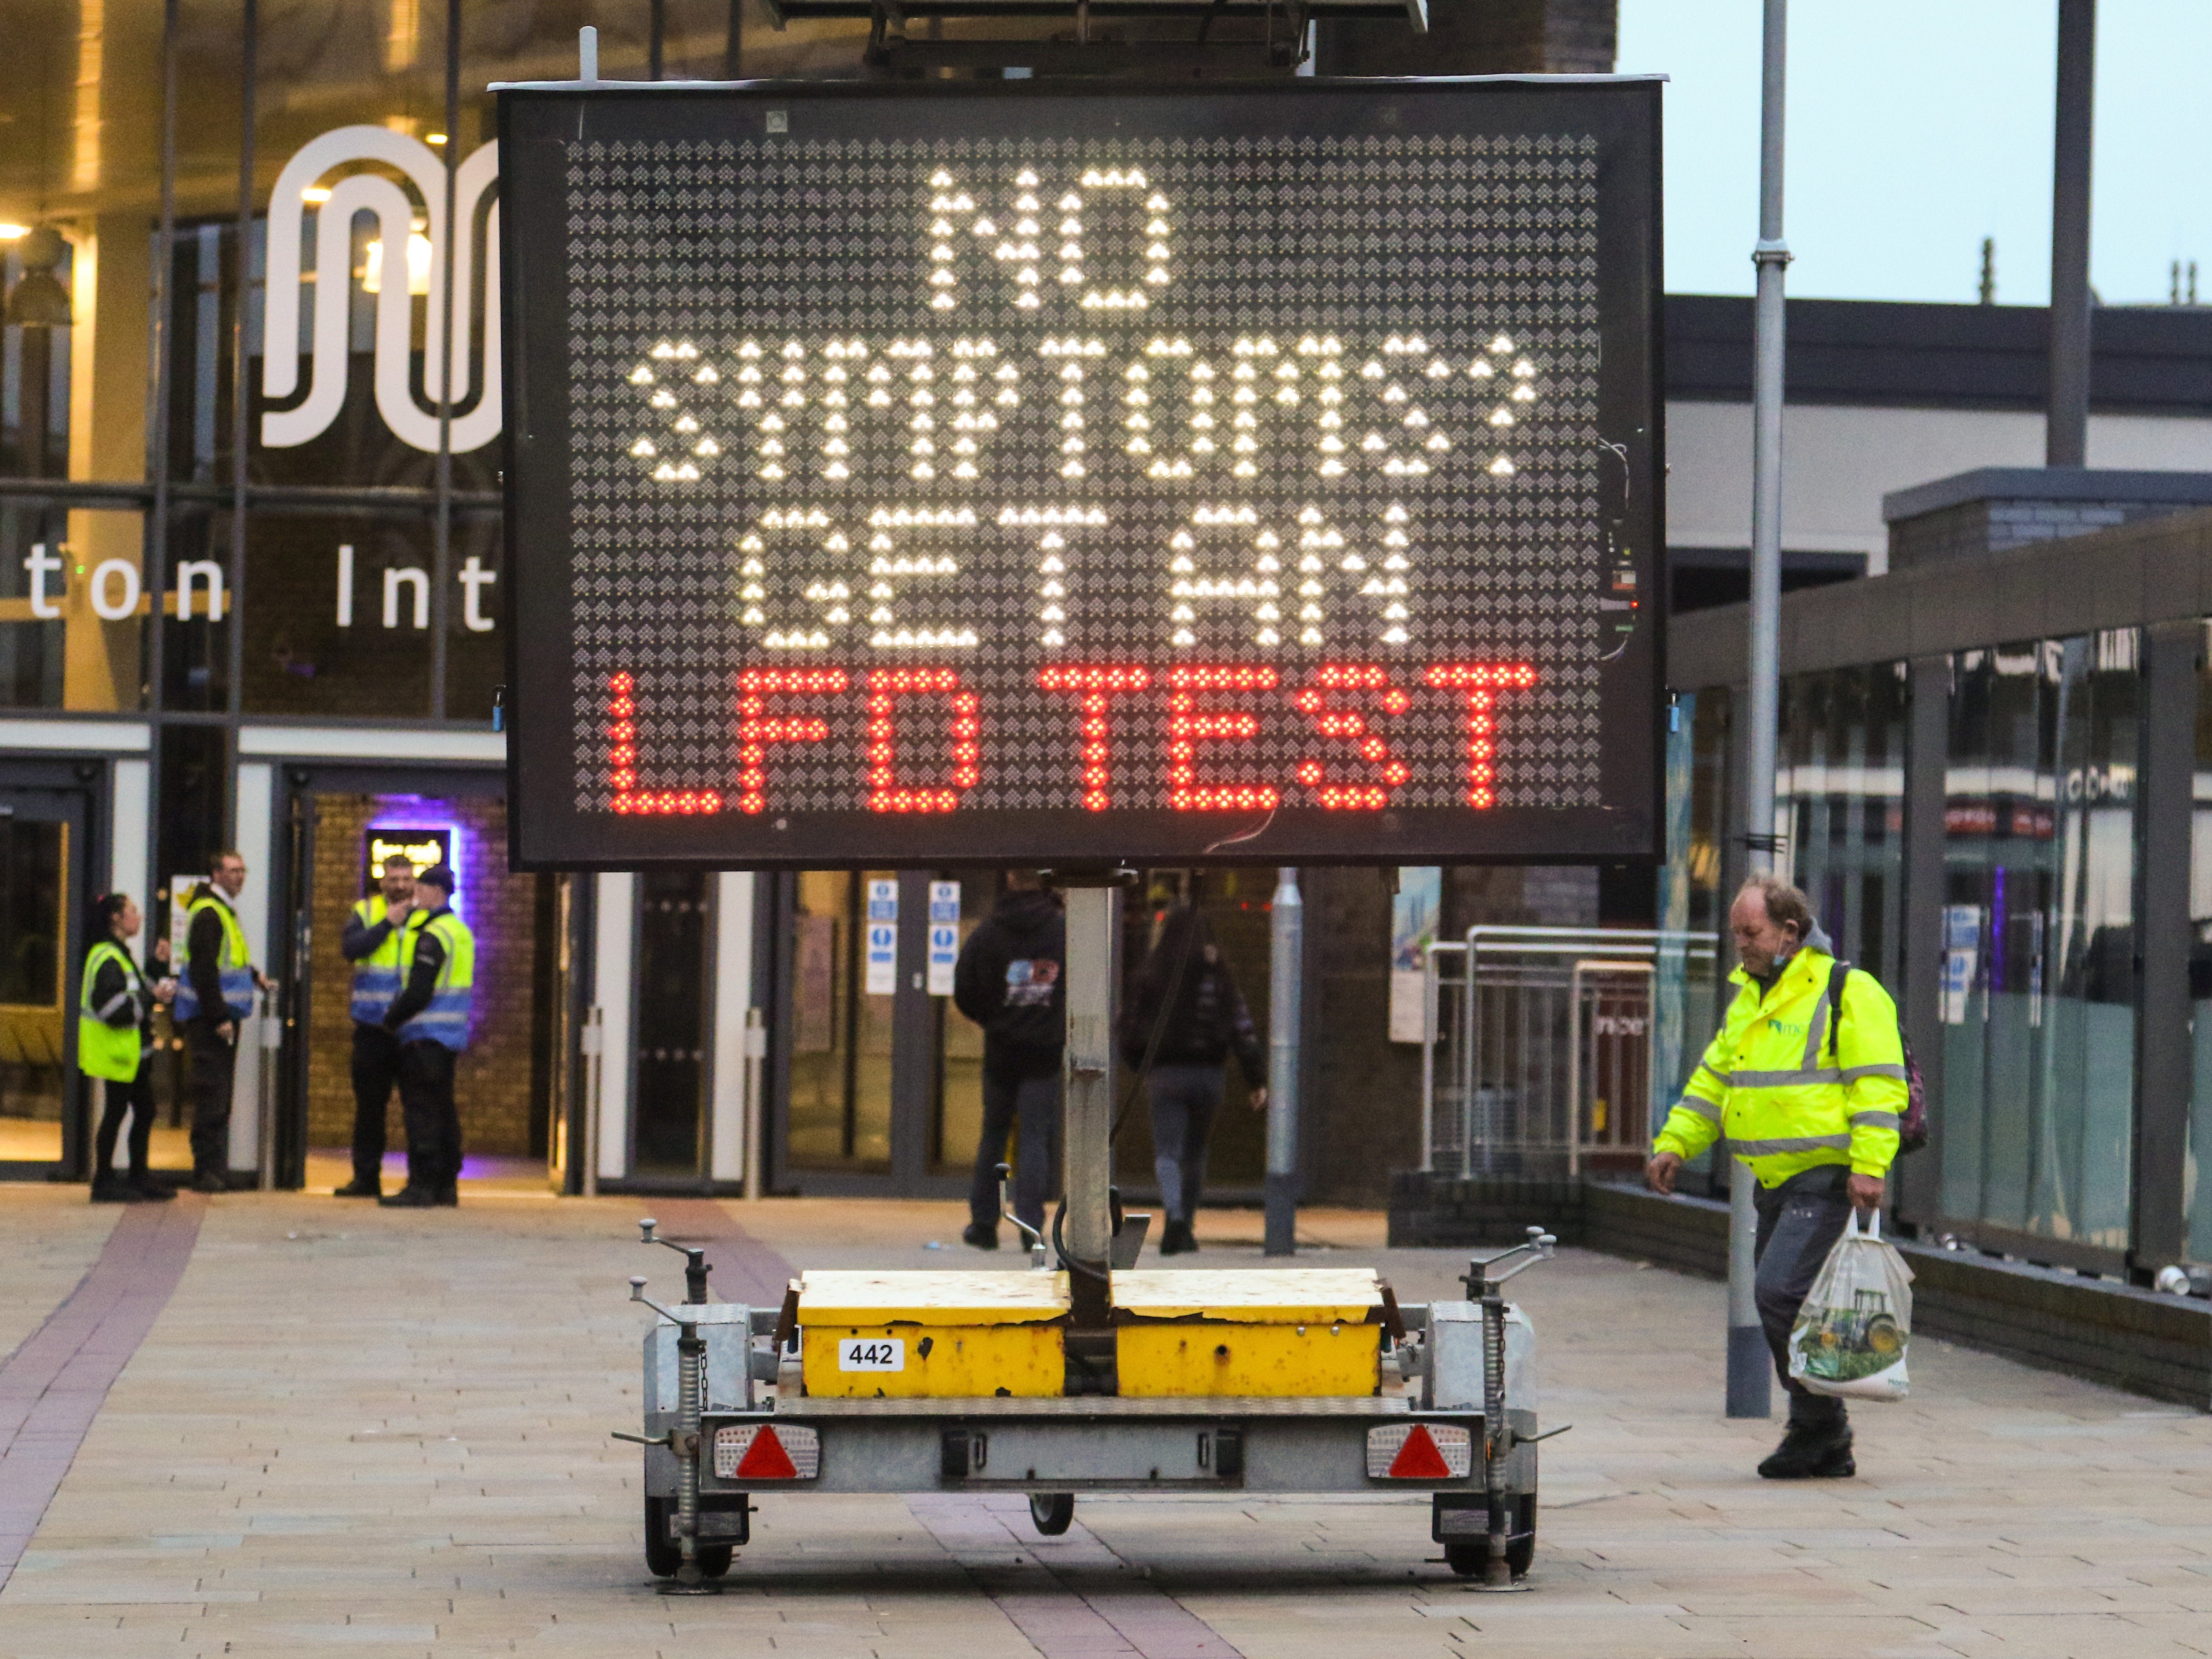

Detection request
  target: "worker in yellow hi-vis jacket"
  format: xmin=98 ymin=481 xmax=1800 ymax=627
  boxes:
xmin=1646 ymin=873 xmax=1906 ymax=1483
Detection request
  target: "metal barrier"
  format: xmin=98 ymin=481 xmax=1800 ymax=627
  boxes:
xmin=1422 ymin=927 xmax=1719 ymax=1178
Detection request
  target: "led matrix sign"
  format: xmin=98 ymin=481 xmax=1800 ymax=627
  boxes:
xmin=499 ymin=79 xmax=1662 ymax=869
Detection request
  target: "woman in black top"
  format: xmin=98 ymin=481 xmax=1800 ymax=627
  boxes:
xmin=81 ymin=893 xmax=177 ymax=1203
xmin=1118 ymin=906 xmax=1267 ymax=1256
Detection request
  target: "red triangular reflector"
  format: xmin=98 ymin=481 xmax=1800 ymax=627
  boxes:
xmin=735 ymin=1426 xmax=799 ymax=1479
xmin=1388 ymin=1425 xmax=1453 ymax=1480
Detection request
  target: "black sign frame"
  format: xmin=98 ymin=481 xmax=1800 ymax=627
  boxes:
xmin=500 ymin=76 xmax=1665 ymax=871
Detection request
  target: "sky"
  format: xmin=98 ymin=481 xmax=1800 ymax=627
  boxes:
xmin=1618 ymin=0 xmax=2212 ymax=305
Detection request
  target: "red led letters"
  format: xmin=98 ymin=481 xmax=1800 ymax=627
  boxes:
xmin=1423 ymin=662 xmax=1541 ymax=809
xmin=603 ymin=661 xmax=1536 ymax=816
xmin=865 ymin=667 xmax=980 ymax=813
xmin=608 ymin=672 xmax=724 ymax=815
xmin=1166 ymin=664 xmax=1281 ymax=813
xmin=1292 ymin=663 xmax=1413 ymax=811
xmin=1037 ymin=665 xmax=1152 ymax=811
xmin=737 ymin=666 xmax=849 ymax=815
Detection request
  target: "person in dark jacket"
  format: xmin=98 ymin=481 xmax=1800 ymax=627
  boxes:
xmin=952 ymin=871 xmax=1065 ymax=1249
xmin=79 ymin=893 xmax=177 ymax=1203
xmin=1118 ymin=906 xmax=1265 ymax=1255
xmin=378 ymin=866 xmax=474 ymax=1209
xmin=175 ymin=851 xmax=273 ymax=1193
xmin=333 ymin=853 xmax=417 ymax=1198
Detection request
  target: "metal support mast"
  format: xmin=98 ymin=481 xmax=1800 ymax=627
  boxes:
xmin=1264 ymin=868 xmax=1303 ymax=1256
xmin=1731 ymin=0 xmax=1790 ymax=1422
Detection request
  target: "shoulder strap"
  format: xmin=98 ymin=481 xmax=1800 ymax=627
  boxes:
xmin=1825 ymin=958 xmax=1852 ymax=1062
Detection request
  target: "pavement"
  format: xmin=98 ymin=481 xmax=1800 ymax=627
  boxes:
xmin=0 ymin=1183 xmax=2207 ymax=1659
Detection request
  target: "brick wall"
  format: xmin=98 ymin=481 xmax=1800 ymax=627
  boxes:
xmin=305 ymin=794 xmax=540 ymax=1159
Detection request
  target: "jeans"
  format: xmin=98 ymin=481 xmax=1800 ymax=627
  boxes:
xmin=93 ymin=1071 xmax=155 ymax=1182
xmin=350 ymin=1024 xmax=404 ymax=1185
xmin=1753 ymin=1165 xmax=1855 ymax=1423
xmin=396 ymin=1040 xmax=462 ymax=1191
xmin=969 ymin=1058 xmax=1061 ymax=1234
xmin=185 ymin=1017 xmax=236 ymax=1180
xmin=1146 ymin=1063 xmax=1225 ymax=1222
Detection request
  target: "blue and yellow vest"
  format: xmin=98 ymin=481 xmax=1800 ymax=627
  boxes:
xmin=173 ymin=892 xmax=254 ymax=1023
xmin=78 ymin=939 xmax=147 ymax=1083
xmin=349 ymin=896 xmax=407 ymax=1024
xmin=396 ymin=909 xmax=475 ymax=1051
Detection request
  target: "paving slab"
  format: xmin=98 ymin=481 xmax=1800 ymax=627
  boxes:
xmin=0 ymin=1187 xmax=2206 ymax=1659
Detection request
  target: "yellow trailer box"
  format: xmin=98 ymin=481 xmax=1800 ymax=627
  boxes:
xmin=1111 ymin=1268 xmax=1387 ymax=1397
xmin=796 ymin=1270 xmax=1069 ymax=1399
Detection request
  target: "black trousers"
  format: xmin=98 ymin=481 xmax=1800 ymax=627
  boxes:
xmin=93 ymin=1070 xmax=155 ymax=1183
xmin=396 ymin=1039 xmax=461 ymax=1191
xmin=350 ymin=1024 xmax=405 ymax=1185
xmin=185 ymin=1017 xmax=237 ymax=1180
xmin=1752 ymin=1165 xmax=1855 ymax=1423
xmin=968 ymin=1057 xmax=1061 ymax=1233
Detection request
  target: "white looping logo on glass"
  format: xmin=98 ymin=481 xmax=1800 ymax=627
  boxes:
xmin=261 ymin=126 xmax=502 ymax=454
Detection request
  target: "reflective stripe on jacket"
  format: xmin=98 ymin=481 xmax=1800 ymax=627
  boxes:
xmin=1653 ymin=948 xmax=1906 ymax=1187
xmin=78 ymin=940 xmax=146 ymax=1083
xmin=349 ymin=897 xmax=405 ymax=1024
xmin=397 ymin=911 xmax=475 ymax=1051
xmin=173 ymin=894 xmax=254 ymax=1023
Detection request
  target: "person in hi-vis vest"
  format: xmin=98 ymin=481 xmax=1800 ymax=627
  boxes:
xmin=333 ymin=852 xmax=417 ymax=1198
xmin=80 ymin=893 xmax=178 ymax=1203
xmin=175 ymin=851 xmax=274 ymax=1194
xmin=377 ymin=865 xmax=474 ymax=1208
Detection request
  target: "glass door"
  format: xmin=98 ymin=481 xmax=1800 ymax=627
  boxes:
xmin=0 ymin=783 xmax=89 ymax=1176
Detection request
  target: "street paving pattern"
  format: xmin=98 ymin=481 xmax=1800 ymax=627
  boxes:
xmin=0 ymin=1189 xmax=2206 ymax=1659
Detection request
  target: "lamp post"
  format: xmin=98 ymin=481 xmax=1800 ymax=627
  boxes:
xmin=1731 ymin=0 xmax=1790 ymax=1422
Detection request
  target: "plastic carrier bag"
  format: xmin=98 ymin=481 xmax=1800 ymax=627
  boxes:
xmin=1786 ymin=1210 xmax=1915 ymax=1401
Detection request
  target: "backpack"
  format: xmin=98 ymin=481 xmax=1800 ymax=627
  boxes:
xmin=1825 ymin=959 xmax=1927 ymax=1155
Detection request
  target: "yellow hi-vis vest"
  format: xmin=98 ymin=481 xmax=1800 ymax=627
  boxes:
xmin=79 ymin=939 xmax=147 ymax=1083
xmin=349 ymin=896 xmax=406 ymax=1023
xmin=396 ymin=909 xmax=475 ymax=1051
xmin=1654 ymin=948 xmax=1908 ymax=1187
xmin=173 ymin=892 xmax=253 ymax=1023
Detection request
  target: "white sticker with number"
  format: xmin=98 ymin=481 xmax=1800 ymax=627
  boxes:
xmin=838 ymin=1337 xmax=906 ymax=1372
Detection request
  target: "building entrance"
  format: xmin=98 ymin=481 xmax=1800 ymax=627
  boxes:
xmin=0 ymin=773 xmax=91 ymax=1176
xmin=271 ymin=766 xmax=555 ymax=1191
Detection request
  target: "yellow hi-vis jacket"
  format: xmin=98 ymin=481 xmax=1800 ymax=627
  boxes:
xmin=1654 ymin=947 xmax=1907 ymax=1187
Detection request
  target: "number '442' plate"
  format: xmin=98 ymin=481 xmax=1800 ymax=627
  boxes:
xmin=839 ymin=1337 xmax=906 ymax=1372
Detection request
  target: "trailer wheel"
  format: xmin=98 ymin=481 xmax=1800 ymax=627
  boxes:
xmin=644 ymin=1497 xmax=735 ymax=1579
xmin=1028 ymin=1493 xmax=1075 ymax=1536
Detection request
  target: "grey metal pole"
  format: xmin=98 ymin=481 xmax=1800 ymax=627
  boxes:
xmin=1731 ymin=0 xmax=1789 ymax=1422
xmin=2047 ymin=0 xmax=2096 ymax=468
xmin=1264 ymin=867 xmax=1303 ymax=1257
xmin=1061 ymin=882 xmax=1120 ymax=1327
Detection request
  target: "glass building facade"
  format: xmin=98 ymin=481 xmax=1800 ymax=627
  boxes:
xmin=1670 ymin=540 xmax=2212 ymax=1281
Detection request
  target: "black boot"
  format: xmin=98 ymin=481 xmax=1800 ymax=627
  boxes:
xmin=1758 ymin=1415 xmax=1855 ymax=1479
xmin=1158 ymin=1219 xmax=1196 ymax=1256
xmin=378 ymin=1185 xmax=439 ymax=1208
xmin=962 ymin=1223 xmax=999 ymax=1250
xmin=90 ymin=1174 xmax=144 ymax=1204
xmin=332 ymin=1178 xmax=382 ymax=1198
xmin=435 ymin=1184 xmax=459 ymax=1207
xmin=131 ymin=1178 xmax=177 ymax=1202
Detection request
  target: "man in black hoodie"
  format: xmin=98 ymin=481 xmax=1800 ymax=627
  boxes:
xmin=952 ymin=871 xmax=1065 ymax=1249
